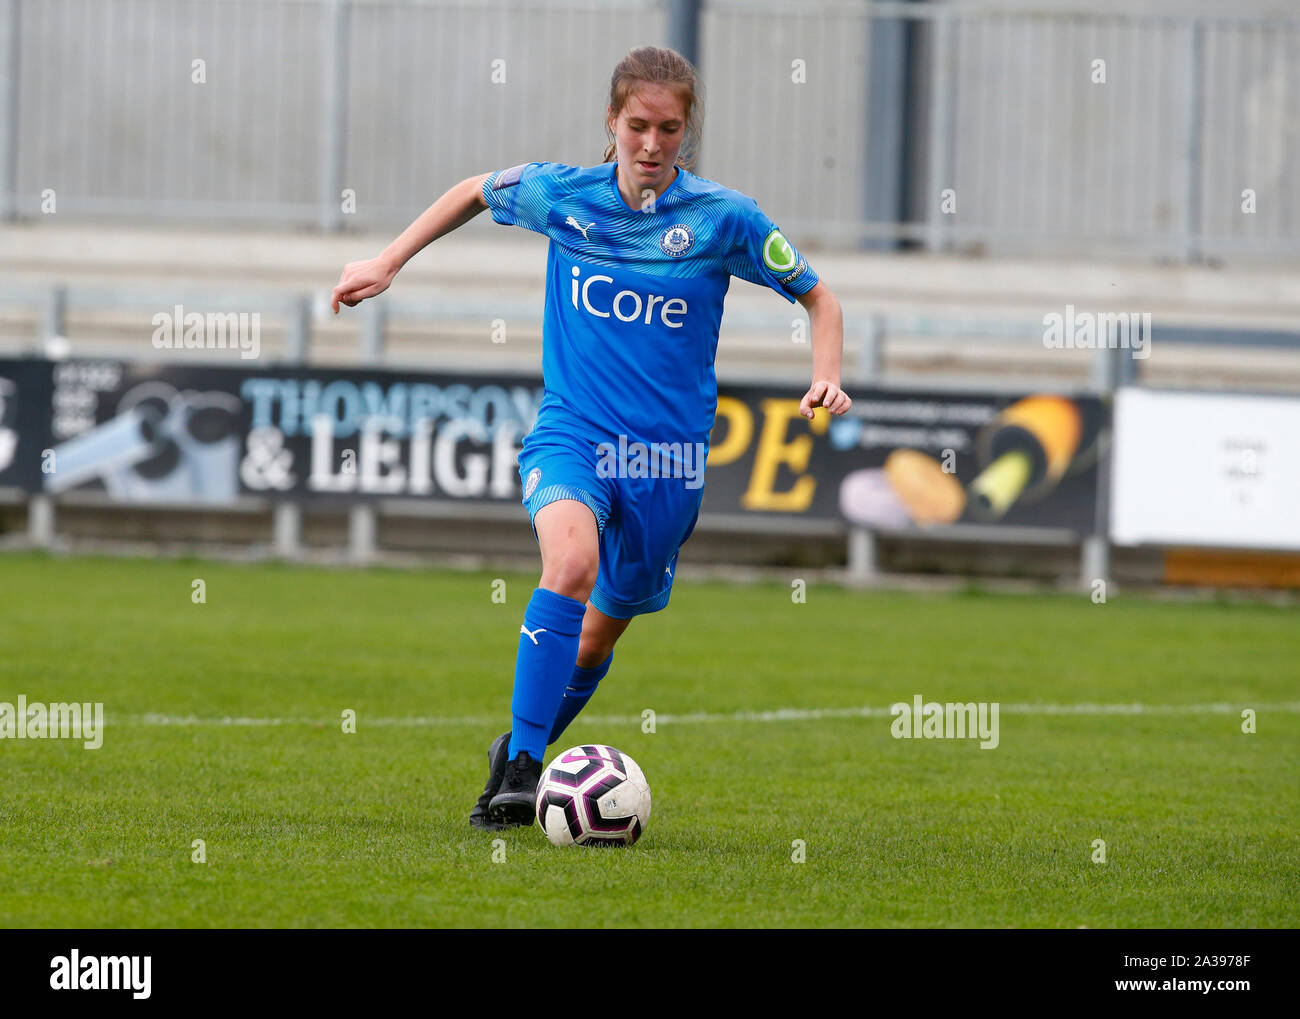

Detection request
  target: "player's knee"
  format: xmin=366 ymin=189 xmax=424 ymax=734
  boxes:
xmin=576 ymin=634 xmax=614 ymax=670
xmin=540 ymin=550 xmax=598 ymax=602
xmin=576 ymin=611 xmax=629 ymax=668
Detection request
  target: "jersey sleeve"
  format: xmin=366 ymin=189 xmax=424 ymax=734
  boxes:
xmin=725 ymin=196 xmax=819 ymax=303
xmin=481 ymin=162 xmax=566 ymax=234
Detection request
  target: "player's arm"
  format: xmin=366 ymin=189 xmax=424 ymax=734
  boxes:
xmin=331 ymin=173 xmax=492 ymax=313
xmin=726 ymin=199 xmax=853 ymax=419
xmin=796 ymin=280 xmax=853 ymax=419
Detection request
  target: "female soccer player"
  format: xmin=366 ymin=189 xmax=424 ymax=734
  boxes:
xmin=332 ymin=46 xmax=852 ymax=829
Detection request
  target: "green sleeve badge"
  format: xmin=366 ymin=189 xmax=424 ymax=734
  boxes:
xmin=762 ymin=228 xmax=799 ymax=274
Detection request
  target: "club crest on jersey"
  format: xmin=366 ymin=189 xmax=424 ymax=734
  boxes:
xmin=659 ymin=223 xmax=695 ymax=258
xmin=524 ymin=467 xmax=542 ymax=499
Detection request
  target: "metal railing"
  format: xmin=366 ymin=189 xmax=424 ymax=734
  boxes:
xmin=0 ymin=0 xmax=1297 ymax=259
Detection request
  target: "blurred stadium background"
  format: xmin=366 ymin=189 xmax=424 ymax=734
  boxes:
xmin=2 ymin=0 xmax=1299 ymax=591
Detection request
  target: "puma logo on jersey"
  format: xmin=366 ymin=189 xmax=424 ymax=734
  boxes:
xmin=520 ymin=624 xmax=547 ymax=645
xmin=566 ymin=216 xmax=596 ymax=241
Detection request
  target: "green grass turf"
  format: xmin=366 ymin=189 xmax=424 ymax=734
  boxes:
xmin=0 ymin=551 xmax=1296 ymax=928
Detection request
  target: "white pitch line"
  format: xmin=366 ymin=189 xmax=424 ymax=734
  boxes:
xmin=116 ymin=702 xmax=1300 ymax=728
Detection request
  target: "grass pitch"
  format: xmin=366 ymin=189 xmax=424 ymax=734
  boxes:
xmin=0 ymin=551 xmax=1296 ymax=928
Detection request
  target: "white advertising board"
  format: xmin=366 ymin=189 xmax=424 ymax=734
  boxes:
xmin=1111 ymin=388 xmax=1300 ymax=550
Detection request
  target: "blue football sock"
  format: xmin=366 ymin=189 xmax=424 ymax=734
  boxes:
xmin=507 ymin=588 xmax=587 ymax=762
xmin=548 ymin=651 xmax=613 ymax=745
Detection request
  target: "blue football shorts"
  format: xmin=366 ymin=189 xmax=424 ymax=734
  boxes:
xmin=517 ymin=421 xmax=705 ymax=619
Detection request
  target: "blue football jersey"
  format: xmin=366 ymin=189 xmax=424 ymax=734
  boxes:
xmin=481 ymin=161 xmax=819 ymax=447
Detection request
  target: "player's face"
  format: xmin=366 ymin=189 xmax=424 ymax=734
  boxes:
xmin=609 ymin=85 xmax=686 ymax=196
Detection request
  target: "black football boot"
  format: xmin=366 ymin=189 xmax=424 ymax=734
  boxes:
xmin=468 ymin=731 xmax=512 ymax=831
xmin=487 ymin=750 xmax=544 ymax=826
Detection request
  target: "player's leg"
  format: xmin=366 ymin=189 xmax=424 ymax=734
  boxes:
xmin=488 ymin=497 xmax=600 ymax=825
xmin=547 ymin=603 xmax=632 ymax=746
xmin=471 ymin=427 xmax=613 ymax=829
xmin=577 ymin=602 xmax=633 ymax=668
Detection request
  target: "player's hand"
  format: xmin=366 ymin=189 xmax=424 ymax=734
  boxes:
xmin=799 ymin=380 xmax=852 ymax=419
xmin=331 ymin=256 xmax=398 ymax=313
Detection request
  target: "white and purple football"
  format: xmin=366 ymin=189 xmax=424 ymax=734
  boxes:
xmin=535 ymin=744 xmax=651 ymax=847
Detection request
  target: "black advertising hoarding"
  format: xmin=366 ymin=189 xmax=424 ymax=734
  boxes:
xmin=0 ymin=359 xmax=53 ymax=491
xmin=17 ymin=358 xmax=1103 ymax=535
xmin=39 ymin=360 xmax=544 ymax=506
xmin=704 ymin=385 xmax=1103 ymax=534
